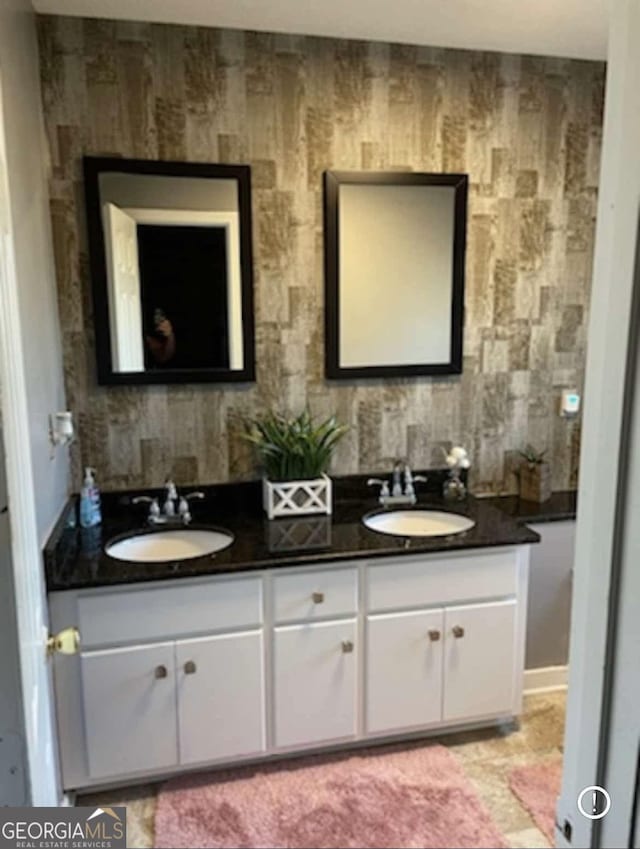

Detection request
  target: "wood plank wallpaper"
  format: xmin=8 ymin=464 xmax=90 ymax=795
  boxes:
xmin=37 ymin=15 xmax=605 ymax=493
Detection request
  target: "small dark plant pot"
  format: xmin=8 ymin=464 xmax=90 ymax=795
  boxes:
xmin=519 ymin=462 xmax=552 ymax=503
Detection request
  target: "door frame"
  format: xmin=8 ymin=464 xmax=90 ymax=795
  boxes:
xmin=556 ymin=1 xmax=640 ymax=845
xmin=0 ymin=69 xmax=61 ymax=805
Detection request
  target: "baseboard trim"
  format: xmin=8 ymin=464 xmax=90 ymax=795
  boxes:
xmin=524 ymin=665 xmax=568 ymax=694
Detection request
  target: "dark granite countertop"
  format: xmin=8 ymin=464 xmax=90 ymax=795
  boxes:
xmin=481 ymin=490 xmax=577 ymax=524
xmin=44 ymin=472 xmax=540 ymax=592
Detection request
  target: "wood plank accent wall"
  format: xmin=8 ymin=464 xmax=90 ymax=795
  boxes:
xmin=37 ymin=16 xmax=605 ymax=493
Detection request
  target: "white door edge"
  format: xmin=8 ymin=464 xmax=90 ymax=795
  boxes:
xmin=0 ymin=70 xmax=60 ymax=806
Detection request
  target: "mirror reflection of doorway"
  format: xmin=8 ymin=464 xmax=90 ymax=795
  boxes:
xmin=101 ymin=202 xmax=244 ymax=374
xmin=137 ymin=224 xmax=229 ymax=370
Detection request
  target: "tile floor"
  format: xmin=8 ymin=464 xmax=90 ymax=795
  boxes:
xmin=442 ymin=690 xmax=565 ymax=848
xmin=78 ymin=690 xmax=566 ymax=849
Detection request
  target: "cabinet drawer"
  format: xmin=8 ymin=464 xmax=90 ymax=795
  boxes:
xmin=366 ymin=550 xmax=518 ymax=612
xmin=79 ymin=576 xmax=263 ymax=649
xmin=273 ymin=567 xmax=358 ymax=623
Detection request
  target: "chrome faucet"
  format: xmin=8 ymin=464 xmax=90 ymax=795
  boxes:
xmin=133 ymin=478 xmax=205 ymax=525
xmin=368 ymin=460 xmax=427 ymax=507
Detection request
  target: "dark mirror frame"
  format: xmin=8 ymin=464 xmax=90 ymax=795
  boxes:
xmin=323 ymin=170 xmax=468 ymax=380
xmin=84 ymin=156 xmax=256 ymax=385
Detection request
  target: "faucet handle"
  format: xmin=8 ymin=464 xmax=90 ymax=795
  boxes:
xmin=178 ymin=493 xmax=204 ymax=525
xmin=133 ymin=495 xmax=161 ymax=510
xmin=132 ymin=496 xmax=160 ymax=523
xmin=132 ymin=495 xmax=154 ymax=505
xmin=408 ymin=473 xmax=427 ymax=500
xmin=367 ymin=478 xmax=390 ymax=498
xmin=178 ymin=497 xmax=191 ymax=524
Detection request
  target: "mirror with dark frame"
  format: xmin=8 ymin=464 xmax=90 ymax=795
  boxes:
xmin=324 ymin=170 xmax=468 ymax=379
xmin=84 ymin=157 xmax=255 ymax=385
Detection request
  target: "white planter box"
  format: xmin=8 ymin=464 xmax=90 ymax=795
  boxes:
xmin=262 ymin=474 xmax=332 ymax=520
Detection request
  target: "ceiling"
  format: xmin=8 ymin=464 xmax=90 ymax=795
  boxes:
xmin=32 ymin=0 xmax=609 ymax=61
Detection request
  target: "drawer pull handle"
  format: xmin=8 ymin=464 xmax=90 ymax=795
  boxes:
xmin=341 ymin=640 xmax=354 ymax=654
xmin=154 ymin=664 xmax=168 ymax=679
xmin=184 ymin=660 xmax=197 ymax=675
xmin=452 ymin=625 xmax=465 ymax=639
xmin=312 ymin=591 xmax=325 ymax=604
xmin=428 ymin=629 xmax=441 ymax=642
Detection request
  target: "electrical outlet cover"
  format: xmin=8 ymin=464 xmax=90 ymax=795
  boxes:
xmin=561 ymin=389 xmax=580 ymax=416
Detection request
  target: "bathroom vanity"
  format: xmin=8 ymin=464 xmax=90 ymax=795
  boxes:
xmin=45 ymin=479 xmax=537 ymax=792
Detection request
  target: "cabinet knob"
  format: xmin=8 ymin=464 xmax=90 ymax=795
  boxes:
xmin=184 ymin=660 xmax=197 ymax=675
xmin=341 ymin=640 xmax=354 ymax=654
xmin=428 ymin=629 xmax=441 ymax=642
xmin=452 ymin=625 xmax=465 ymax=639
xmin=154 ymin=664 xmax=168 ymax=679
xmin=312 ymin=591 xmax=325 ymax=604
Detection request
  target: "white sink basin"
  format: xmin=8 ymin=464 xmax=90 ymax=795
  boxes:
xmin=105 ymin=529 xmax=234 ymax=563
xmin=363 ymin=509 xmax=475 ymax=538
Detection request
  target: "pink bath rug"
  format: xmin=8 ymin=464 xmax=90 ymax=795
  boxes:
xmin=508 ymin=757 xmax=563 ymax=843
xmin=155 ymin=742 xmax=507 ymax=848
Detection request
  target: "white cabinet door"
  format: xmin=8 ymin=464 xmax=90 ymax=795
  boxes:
xmin=443 ymin=599 xmax=517 ymax=722
xmin=273 ymin=619 xmax=357 ymax=749
xmin=176 ymin=630 xmax=266 ymax=765
xmin=366 ymin=609 xmax=444 ymax=734
xmin=81 ymin=642 xmax=177 ymax=780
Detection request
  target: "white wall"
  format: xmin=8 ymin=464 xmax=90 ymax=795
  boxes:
xmin=0 ymin=0 xmax=69 ymax=542
xmin=526 ymin=520 xmax=574 ymax=670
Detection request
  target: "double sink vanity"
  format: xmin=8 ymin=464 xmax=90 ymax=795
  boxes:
xmin=41 ymin=155 xmax=537 ymax=793
xmin=45 ymin=472 xmax=538 ymax=793
xmin=33 ymin=138 xmax=556 ymax=796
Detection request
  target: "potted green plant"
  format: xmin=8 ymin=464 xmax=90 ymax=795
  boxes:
xmin=518 ymin=445 xmax=551 ymax=503
xmin=243 ymin=409 xmax=348 ymax=519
